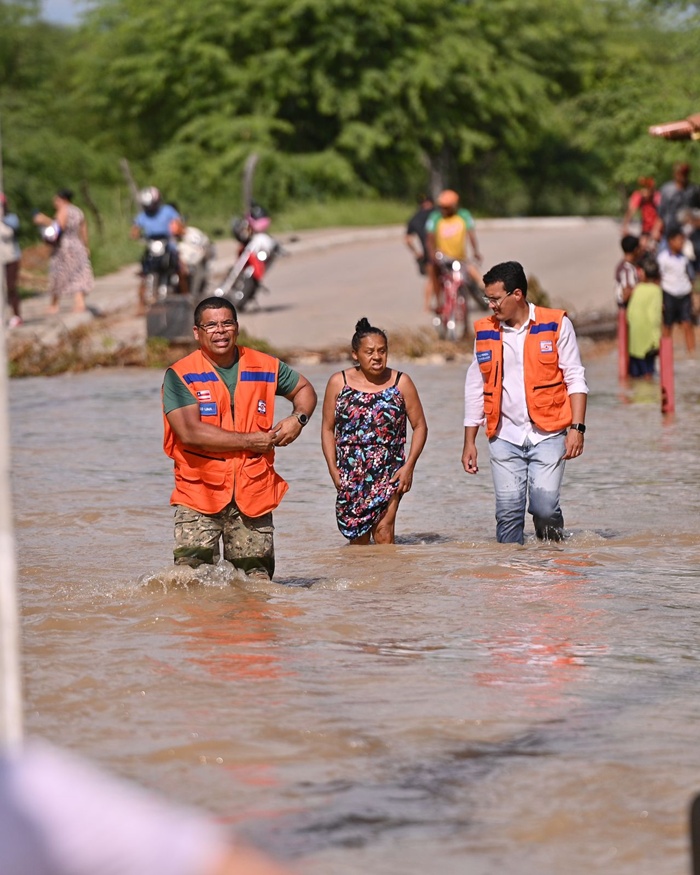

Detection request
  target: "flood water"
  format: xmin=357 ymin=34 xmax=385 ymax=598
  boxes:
xmin=10 ymin=346 xmax=700 ymax=875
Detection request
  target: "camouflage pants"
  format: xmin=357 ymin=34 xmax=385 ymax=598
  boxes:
xmin=173 ymin=500 xmax=275 ymax=579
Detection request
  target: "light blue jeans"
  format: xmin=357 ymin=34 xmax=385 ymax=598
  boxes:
xmin=488 ymin=435 xmax=566 ymax=544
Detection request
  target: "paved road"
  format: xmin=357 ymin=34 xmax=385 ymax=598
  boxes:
xmin=237 ymin=217 xmax=620 ymax=353
xmin=9 ymin=217 xmax=622 ymax=355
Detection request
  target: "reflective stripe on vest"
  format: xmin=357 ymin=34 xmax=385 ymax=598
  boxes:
xmin=474 ymin=307 xmax=572 ymax=438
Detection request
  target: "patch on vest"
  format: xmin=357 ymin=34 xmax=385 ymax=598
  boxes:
xmin=199 ymin=402 xmax=218 ymax=416
xmin=476 ymin=350 xmax=492 ymax=364
xmin=196 ymin=390 xmax=212 ymax=402
xmin=257 ymin=399 xmax=267 ymax=414
xmin=539 ymin=340 xmax=553 ymax=353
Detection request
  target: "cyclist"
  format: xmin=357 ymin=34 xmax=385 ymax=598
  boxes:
xmin=425 ymin=189 xmax=483 ymax=312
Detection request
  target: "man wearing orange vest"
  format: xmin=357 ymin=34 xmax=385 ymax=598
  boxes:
xmin=163 ymin=297 xmax=317 ymax=579
xmin=461 ymin=261 xmax=588 ymax=544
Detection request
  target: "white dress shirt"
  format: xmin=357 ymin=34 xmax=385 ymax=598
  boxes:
xmin=464 ymin=302 xmax=588 ymax=446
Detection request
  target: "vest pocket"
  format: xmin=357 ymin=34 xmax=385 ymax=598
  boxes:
xmin=180 ymin=451 xmax=227 ymax=486
xmin=236 ymin=453 xmax=287 ymax=516
xmin=531 ymin=380 xmax=565 ymax=408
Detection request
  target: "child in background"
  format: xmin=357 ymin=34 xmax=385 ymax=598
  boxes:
xmin=614 ymin=234 xmax=640 ymax=308
xmin=626 ymin=254 xmax=663 ymax=379
xmin=657 ymin=225 xmax=695 ymax=354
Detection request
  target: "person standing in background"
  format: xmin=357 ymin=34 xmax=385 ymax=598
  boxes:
xmin=657 ymin=225 xmax=695 ymax=354
xmin=33 ymin=189 xmax=94 ymax=315
xmin=626 ymin=254 xmax=663 ymax=379
xmin=0 ymin=193 xmax=22 ymax=328
xmin=405 ymin=194 xmax=435 ymax=312
xmin=621 ymin=177 xmax=660 ymax=251
xmin=653 ymin=163 xmax=698 ymax=243
xmin=614 ymin=234 xmax=640 ymax=308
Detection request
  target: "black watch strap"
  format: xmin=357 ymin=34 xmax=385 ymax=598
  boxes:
xmin=570 ymin=423 xmax=586 ymax=434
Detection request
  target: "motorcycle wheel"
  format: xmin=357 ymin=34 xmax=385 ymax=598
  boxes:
xmin=232 ymin=275 xmax=258 ymax=312
xmin=143 ymin=273 xmax=156 ymax=307
xmin=445 ymin=292 xmax=467 ymax=342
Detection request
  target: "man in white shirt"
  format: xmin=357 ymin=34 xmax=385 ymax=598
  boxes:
xmin=462 ymin=261 xmax=588 ymax=544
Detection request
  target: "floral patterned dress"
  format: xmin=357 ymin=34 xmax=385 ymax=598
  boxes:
xmin=48 ymin=204 xmax=94 ymax=298
xmin=334 ymin=370 xmax=406 ymax=540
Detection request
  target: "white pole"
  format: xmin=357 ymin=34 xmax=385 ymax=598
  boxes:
xmin=0 ymin=112 xmax=23 ymax=751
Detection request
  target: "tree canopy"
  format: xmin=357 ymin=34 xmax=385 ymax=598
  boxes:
xmin=1 ymin=0 xmax=699 ymax=222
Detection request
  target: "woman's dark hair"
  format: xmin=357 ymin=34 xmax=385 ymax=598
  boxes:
xmin=56 ymin=188 xmax=74 ymax=202
xmin=351 ymin=317 xmax=387 ymax=352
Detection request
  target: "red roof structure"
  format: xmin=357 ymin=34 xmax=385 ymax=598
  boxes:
xmin=648 ymin=113 xmax=700 ymax=140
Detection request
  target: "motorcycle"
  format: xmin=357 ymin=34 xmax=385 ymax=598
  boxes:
xmin=142 ymin=225 xmax=214 ymax=304
xmin=177 ymin=225 xmax=215 ymax=299
xmin=141 ymin=235 xmax=179 ymax=304
xmin=213 ymin=204 xmax=282 ymax=311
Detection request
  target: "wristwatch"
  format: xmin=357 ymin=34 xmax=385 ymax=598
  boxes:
xmin=569 ymin=423 xmax=586 ymax=434
xmin=294 ymin=412 xmax=310 ymax=426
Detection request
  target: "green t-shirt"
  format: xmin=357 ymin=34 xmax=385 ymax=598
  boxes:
xmin=162 ymin=353 xmax=300 ymax=415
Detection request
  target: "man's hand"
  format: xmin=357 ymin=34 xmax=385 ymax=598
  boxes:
xmin=462 ymin=441 xmax=479 ymax=474
xmin=246 ymin=428 xmax=281 ymax=454
xmin=562 ymin=429 xmax=584 ymax=460
xmin=271 ymin=416 xmax=303 ymax=447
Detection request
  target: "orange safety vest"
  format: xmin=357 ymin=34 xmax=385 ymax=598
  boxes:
xmin=474 ymin=307 xmax=572 ymax=438
xmin=163 ymin=347 xmax=288 ymax=517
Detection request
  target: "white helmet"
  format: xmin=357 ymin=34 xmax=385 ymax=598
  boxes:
xmin=42 ymin=221 xmax=62 ymax=245
xmin=139 ymin=186 xmax=161 ymax=209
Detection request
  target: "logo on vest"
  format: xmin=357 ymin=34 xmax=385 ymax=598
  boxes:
xmin=196 ymin=390 xmax=212 ymax=402
xmin=476 ymin=350 xmax=492 ymax=364
xmin=199 ymin=402 xmax=218 ymax=416
xmin=257 ymin=400 xmax=267 ymax=415
xmin=539 ymin=340 xmax=553 ymax=353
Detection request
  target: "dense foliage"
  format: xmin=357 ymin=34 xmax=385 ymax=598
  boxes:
xmin=1 ymin=0 xmax=699 ymax=236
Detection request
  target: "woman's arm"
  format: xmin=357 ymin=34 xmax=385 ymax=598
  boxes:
xmin=391 ymin=374 xmax=428 ymax=493
xmin=320 ymin=373 xmax=343 ymax=489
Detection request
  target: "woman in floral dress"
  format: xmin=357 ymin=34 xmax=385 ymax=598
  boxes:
xmin=321 ymin=318 xmax=428 ymax=544
xmin=34 ymin=189 xmax=94 ymax=314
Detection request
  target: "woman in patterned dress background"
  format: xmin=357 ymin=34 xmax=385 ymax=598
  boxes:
xmin=34 ymin=189 xmax=94 ymax=314
xmin=321 ymin=317 xmax=428 ymax=544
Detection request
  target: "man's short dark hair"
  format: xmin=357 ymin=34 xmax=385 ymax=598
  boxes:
xmin=482 ymin=261 xmax=528 ymax=297
xmin=194 ymin=296 xmax=238 ymax=326
xmin=665 ymin=224 xmax=684 ymax=241
xmin=621 ymin=234 xmax=639 ymax=254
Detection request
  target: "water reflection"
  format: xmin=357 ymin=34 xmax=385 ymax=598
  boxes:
xmin=9 ymin=349 xmax=700 ymax=875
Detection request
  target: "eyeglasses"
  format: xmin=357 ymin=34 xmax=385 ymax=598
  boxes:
xmin=197 ymin=320 xmax=237 ymax=333
xmin=482 ymin=290 xmax=515 ymax=308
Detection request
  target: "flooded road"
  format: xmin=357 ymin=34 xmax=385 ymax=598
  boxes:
xmin=10 ymin=346 xmax=700 ymax=875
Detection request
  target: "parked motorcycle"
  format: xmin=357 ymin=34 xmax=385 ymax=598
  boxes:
xmin=213 ymin=204 xmax=282 ymax=311
xmin=177 ymin=225 xmax=214 ymax=299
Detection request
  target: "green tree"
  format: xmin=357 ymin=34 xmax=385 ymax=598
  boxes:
xmin=73 ymin=0 xmax=623 ymax=210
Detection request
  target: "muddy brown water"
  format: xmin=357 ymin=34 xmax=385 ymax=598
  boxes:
xmin=10 ymin=348 xmax=700 ymax=875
